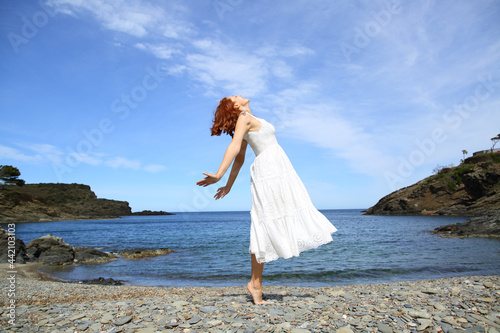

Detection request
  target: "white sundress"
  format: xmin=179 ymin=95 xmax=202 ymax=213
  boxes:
xmin=243 ymin=113 xmax=337 ymax=263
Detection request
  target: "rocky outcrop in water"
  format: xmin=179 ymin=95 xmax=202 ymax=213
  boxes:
xmin=75 ymin=277 xmax=125 ymax=285
xmin=0 ymin=229 xmax=174 ymax=265
xmin=26 ymin=234 xmax=75 ymax=265
xmin=117 ymin=248 xmax=175 ymax=259
xmin=432 ymin=209 xmax=500 ymax=238
xmin=0 ymin=183 xmax=132 ymax=222
xmin=74 ymin=247 xmax=118 ymax=264
xmin=130 ymin=210 xmax=174 ymax=216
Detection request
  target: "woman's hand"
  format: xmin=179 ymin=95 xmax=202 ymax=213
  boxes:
xmin=196 ymin=172 xmax=221 ymax=187
xmin=214 ymin=186 xmax=230 ymax=200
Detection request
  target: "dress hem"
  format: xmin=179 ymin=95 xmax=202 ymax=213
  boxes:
xmin=249 ymin=235 xmax=336 ymax=264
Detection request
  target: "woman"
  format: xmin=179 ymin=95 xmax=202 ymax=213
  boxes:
xmin=197 ymin=95 xmax=337 ymax=304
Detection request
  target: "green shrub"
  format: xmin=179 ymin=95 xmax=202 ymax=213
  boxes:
xmin=447 ymin=179 xmax=457 ymax=192
xmin=437 ymin=172 xmax=446 ymax=181
xmin=433 ymin=164 xmax=454 ymax=175
xmin=450 ymin=164 xmax=475 ymax=186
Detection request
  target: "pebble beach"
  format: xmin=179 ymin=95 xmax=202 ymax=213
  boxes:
xmin=1 ymin=264 xmax=499 ymax=333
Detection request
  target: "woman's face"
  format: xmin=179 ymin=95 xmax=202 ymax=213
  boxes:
xmin=228 ymin=95 xmax=249 ymax=108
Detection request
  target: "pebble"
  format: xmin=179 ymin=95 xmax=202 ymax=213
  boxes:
xmin=291 ymin=328 xmax=311 ymax=333
xmin=100 ymin=313 xmax=114 ymax=324
xmin=416 ymin=318 xmax=432 ymax=330
xmin=114 ymin=315 xmax=133 ymax=326
xmin=0 ymin=274 xmax=499 ymax=333
xmin=407 ymin=309 xmax=432 ymax=319
xmin=199 ymin=305 xmax=219 ymax=313
xmin=377 ymin=322 xmax=393 ymax=333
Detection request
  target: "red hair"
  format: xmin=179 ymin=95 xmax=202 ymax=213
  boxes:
xmin=210 ymin=97 xmax=239 ymax=137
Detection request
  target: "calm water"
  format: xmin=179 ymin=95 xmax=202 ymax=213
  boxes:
xmin=3 ymin=210 xmax=500 ymax=287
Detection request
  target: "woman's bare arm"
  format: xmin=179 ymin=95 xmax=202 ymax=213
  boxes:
xmin=197 ymin=114 xmax=250 ymax=187
xmin=213 ymin=140 xmax=247 ymax=199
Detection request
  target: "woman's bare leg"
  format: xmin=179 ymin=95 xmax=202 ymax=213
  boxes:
xmin=247 ymin=254 xmax=267 ymax=304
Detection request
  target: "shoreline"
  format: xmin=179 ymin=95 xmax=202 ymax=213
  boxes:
xmin=1 ymin=264 xmax=499 ymax=332
xmin=0 ymin=216 xmax=124 ymax=224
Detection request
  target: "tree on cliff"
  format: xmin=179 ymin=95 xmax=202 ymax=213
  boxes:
xmin=462 ymin=149 xmax=468 ymax=162
xmin=492 ymin=133 xmax=500 ymax=152
xmin=0 ymin=165 xmax=25 ymax=187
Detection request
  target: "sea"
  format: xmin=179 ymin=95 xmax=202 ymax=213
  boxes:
xmin=3 ymin=210 xmax=500 ymax=287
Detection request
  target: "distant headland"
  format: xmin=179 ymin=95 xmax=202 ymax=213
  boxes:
xmin=365 ymin=152 xmax=500 ymax=216
xmin=0 ymin=183 xmax=173 ymax=223
xmin=365 ymin=152 xmax=500 ymax=237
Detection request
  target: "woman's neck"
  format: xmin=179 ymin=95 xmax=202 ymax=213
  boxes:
xmin=241 ymin=106 xmax=251 ymax=114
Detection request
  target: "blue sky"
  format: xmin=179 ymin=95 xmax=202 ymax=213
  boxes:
xmin=1 ymin=0 xmax=499 ymax=213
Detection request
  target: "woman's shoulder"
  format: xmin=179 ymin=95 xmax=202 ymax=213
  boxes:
xmin=237 ymin=111 xmax=253 ymax=123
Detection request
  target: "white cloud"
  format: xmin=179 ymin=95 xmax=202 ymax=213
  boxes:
xmin=47 ymin=0 xmax=168 ymax=37
xmin=185 ymin=42 xmax=270 ymax=96
xmin=21 ymin=143 xmax=64 ymax=163
xmin=284 ymin=106 xmax=395 ymax=177
xmin=281 ymin=45 xmax=315 ymax=57
xmin=0 ymin=143 xmax=165 ymax=174
xmin=68 ymin=152 xmax=102 ymax=166
xmin=105 ymin=156 xmax=141 ymax=169
xmin=134 ymin=43 xmax=179 ymax=59
xmin=192 ymin=39 xmax=213 ymax=50
xmin=0 ymin=144 xmax=43 ymax=163
xmin=105 ymin=156 xmax=166 ymax=173
xmin=164 ymin=64 xmax=187 ymax=76
xmin=255 ymin=44 xmax=314 ymax=58
xmin=162 ymin=23 xmax=186 ymax=38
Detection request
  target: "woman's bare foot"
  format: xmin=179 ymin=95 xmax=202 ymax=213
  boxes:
xmin=247 ymin=281 xmax=268 ymax=305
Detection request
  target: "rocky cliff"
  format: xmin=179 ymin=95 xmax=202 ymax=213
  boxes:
xmin=0 ymin=183 xmax=132 ymax=222
xmin=365 ymin=153 xmax=500 ymax=216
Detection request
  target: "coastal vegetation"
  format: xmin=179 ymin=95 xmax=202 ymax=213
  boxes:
xmin=0 ymin=165 xmax=25 ymax=187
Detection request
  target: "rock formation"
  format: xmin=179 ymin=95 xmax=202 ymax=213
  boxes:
xmin=365 ymin=154 xmax=500 ymax=216
xmin=26 ymin=234 xmax=75 ymax=265
xmin=74 ymin=247 xmax=118 ymax=264
xmin=365 ymin=153 xmax=500 ymax=238
xmin=130 ymin=210 xmax=174 ymax=216
xmin=0 ymin=229 xmax=175 ymax=265
xmin=432 ymin=209 xmax=500 ymax=238
xmin=0 ymin=183 xmax=132 ymax=222
xmin=118 ymin=248 xmax=174 ymax=259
